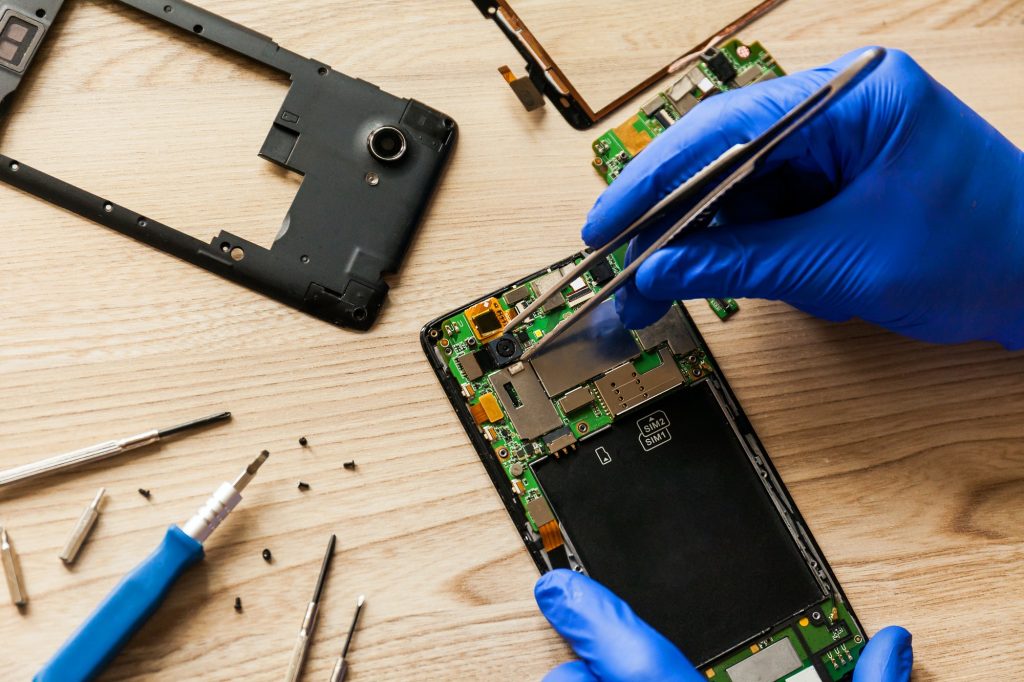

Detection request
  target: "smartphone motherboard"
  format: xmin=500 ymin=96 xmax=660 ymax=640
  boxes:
xmin=422 ymin=247 xmax=867 ymax=681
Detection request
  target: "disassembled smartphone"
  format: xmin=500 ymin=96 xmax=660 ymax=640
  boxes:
xmin=0 ymin=0 xmax=457 ymax=330
xmin=422 ymin=247 xmax=867 ymax=681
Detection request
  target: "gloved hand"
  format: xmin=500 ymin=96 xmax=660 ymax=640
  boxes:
xmin=536 ymin=569 xmax=913 ymax=682
xmin=582 ymin=48 xmax=1024 ymax=348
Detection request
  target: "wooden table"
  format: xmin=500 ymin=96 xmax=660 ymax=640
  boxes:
xmin=0 ymin=1 xmax=1020 ymax=679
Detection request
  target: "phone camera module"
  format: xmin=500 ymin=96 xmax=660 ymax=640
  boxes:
xmin=367 ymin=125 xmax=407 ymax=162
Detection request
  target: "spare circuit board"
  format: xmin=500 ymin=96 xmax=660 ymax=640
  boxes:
xmin=590 ymin=40 xmax=785 ymax=323
xmin=592 ymin=40 xmax=784 ymax=183
xmin=423 ymin=245 xmax=866 ymax=680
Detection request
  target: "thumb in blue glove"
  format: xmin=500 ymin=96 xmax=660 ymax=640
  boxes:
xmin=535 ymin=569 xmax=912 ymax=682
xmin=583 ymin=48 xmax=1024 ymax=348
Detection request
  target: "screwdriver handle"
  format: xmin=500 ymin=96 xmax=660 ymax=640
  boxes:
xmin=284 ymin=601 xmax=319 ymax=682
xmin=34 ymin=526 xmax=204 ymax=682
xmin=0 ymin=429 xmax=161 ymax=489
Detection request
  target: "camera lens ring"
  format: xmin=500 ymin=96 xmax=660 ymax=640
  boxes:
xmin=367 ymin=125 xmax=407 ymax=162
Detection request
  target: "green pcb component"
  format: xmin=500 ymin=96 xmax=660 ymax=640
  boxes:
xmin=591 ymin=40 xmax=786 ymax=321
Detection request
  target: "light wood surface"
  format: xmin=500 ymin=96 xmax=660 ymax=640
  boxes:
xmin=0 ymin=1 xmax=1021 ymax=679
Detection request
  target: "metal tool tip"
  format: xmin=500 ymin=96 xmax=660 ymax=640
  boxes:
xmin=248 ymin=450 xmax=270 ymax=473
xmin=357 ymin=594 xmax=365 ymax=607
xmin=92 ymin=487 xmax=106 ymax=507
xmin=158 ymin=411 xmax=232 ymax=438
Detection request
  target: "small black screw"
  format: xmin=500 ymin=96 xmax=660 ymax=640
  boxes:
xmin=138 ymin=488 xmax=151 ymax=499
xmin=343 ymin=460 xmax=357 ymax=470
xmin=297 ymin=481 xmax=310 ymax=491
xmin=262 ymin=548 xmax=272 ymax=563
xmin=234 ymin=597 xmax=242 ymax=612
xmin=299 ymin=437 xmax=308 ymax=447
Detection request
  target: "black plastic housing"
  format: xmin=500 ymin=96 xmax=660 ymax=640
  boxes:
xmin=0 ymin=0 xmax=457 ymax=330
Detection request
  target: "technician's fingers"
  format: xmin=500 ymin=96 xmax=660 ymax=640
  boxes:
xmin=543 ymin=661 xmax=599 ymax=682
xmin=630 ymin=208 xmax=851 ymax=317
xmin=535 ymin=570 xmax=702 ymax=682
xmin=580 ymin=52 xmax=861 ymax=250
xmin=613 ymin=278 xmax=674 ymax=330
xmin=853 ymin=626 xmax=913 ymax=682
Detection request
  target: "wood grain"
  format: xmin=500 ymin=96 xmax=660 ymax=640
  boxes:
xmin=0 ymin=0 xmax=1020 ymax=679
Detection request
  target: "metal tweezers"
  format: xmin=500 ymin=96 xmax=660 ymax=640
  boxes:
xmin=504 ymin=48 xmax=886 ymax=364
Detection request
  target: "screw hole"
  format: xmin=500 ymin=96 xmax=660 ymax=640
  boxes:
xmin=103 ymin=202 xmax=113 ymax=213
xmin=163 ymin=4 xmax=173 ymax=12
xmin=9 ymin=161 xmax=19 ymax=171
xmin=137 ymin=217 xmax=147 ymax=227
xmin=220 ymin=242 xmax=230 ymax=252
xmin=193 ymin=24 xmax=203 ymax=34
xmin=35 ymin=8 xmax=45 ymax=17
xmin=443 ymin=118 xmax=454 ymax=129
xmin=229 ymin=246 xmax=245 ymax=261
xmin=352 ymin=307 xmax=367 ymax=321
xmin=487 ymin=5 xmax=497 ymax=15
xmin=317 ymin=66 xmax=328 ymax=76
xmin=300 ymin=255 xmax=309 ymax=264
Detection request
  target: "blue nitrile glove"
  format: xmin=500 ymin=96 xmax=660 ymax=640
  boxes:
xmin=536 ymin=569 xmax=913 ymax=682
xmin=582 ymin=48 xmax=1024 ymax=348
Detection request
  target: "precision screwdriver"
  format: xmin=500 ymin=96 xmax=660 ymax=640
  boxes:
xmin=285 ymin=534 xmax=337 ymax=682
xmin=0 ymin=411 xmax=231 ymax=490
xmin=34 ymin=450 xmax=269 ymax=682
xmin=329 ymin=594 xmax=366 ymax=682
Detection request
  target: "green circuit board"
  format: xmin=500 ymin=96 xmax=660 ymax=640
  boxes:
xmin=434 ymin=246 xmax=710 ymax=526
xmin=591 ymin=40 xmax=785 ymax=183
xmin=428 ymin=242 xmax=865 ymax=681
xmin=589 ymin=40 xmax=785 ymax=323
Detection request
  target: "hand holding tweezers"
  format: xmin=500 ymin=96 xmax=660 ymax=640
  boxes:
xmin=505 ymin=47 xmax=887 ymax=363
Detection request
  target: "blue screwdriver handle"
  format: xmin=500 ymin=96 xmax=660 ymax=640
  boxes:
xmin=35 ymin=525 xmax=204 ymax=682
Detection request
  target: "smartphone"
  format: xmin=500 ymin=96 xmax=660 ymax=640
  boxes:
xmin=422 ymin=249 xmax=866 ymax=681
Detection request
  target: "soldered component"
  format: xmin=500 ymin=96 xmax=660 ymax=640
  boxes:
xmin=558 ymin=386 xmax=594 ymax=415
xmin=543 ymin=426 xmax=577 ymax=453
xmin=482 ymin=425 xmax=498 ymax=441
xmin=587 ymin=259 xmax=615 ymax=286
xmin=457 ymin=351 xmax=484 ymax=381
xmin=654 ymin=109 xmax=675 ymax=129
xmin=504 ymin=284 xmax=530 ymax=306
xmin=511 ymin=479 xmax=526 ymax=496
xmin=701 ymin=47 xmax=737 ymax=83
xmin=488 ymin=364 xmax=563 ymax=440
xmin=724 ymin=638 xmax=802 ymax=682
xmin=526 ymin=497 xmax=555 ymax=528
xmin=594 ymin=349 xmax=684 ymax=417
xmin=465 ymin=298 xmax=510 ymax=343
xmin=733 ymin=65 xmax=761 ymax=87
xmin=641 ymin=95 xmax=665 ymax=117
